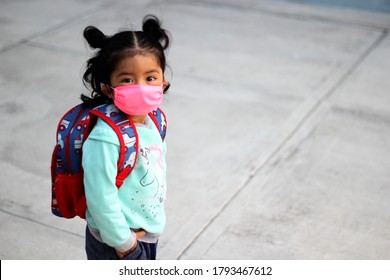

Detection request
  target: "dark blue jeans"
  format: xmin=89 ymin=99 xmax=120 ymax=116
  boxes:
xmin=85 ymin=226 xmax=157 ymax=260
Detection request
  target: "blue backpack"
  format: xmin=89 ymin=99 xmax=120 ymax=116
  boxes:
xmin=51 ymin=102 xmax=167 ymax=219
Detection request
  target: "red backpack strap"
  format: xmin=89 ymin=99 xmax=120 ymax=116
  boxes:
xmin=90 ymin=103 xmax=139 ymax=188
xmin=148 ymin=107 xmax=167 ymax=141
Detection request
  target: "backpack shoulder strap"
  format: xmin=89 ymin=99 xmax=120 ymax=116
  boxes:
xmin=90 ymin=103 xmax=139 ymax=187
xmin=148 ymin=107 xmax=167 ymax=141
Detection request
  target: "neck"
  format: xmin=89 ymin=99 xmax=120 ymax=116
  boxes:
xmin=129 ymin=114 xmax=147 ymax=124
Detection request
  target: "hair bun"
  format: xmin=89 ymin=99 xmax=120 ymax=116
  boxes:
xmin=83 ymin=26 xmax=107 ymax=49
xmin=142 ymin=15 xmax=170 ymax=50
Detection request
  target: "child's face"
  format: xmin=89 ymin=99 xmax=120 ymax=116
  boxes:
xmin=110 ymin=54 xmax=166 ymax=88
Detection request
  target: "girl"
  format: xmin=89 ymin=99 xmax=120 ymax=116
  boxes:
xmin=81 ymin=15 xmax=171 ymax=260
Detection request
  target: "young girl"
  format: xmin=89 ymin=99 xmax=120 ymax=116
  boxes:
xmin=80 ymin=15 xmax=171 ymax=260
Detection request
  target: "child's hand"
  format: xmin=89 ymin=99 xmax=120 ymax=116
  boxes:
xmin=116 ymin=230 xmax=146 ymax=259
xmin=135 ymin=230 xmax=146 ymax=239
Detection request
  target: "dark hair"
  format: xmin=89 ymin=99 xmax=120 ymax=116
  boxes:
xmin=81 ymin=15 xmax=170 ymax=105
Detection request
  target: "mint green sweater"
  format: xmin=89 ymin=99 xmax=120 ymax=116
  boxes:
xmin=82 ymin=116 xmax=167 ymax=252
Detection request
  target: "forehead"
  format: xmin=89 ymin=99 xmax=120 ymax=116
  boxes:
xmin=113 ymin=54 xmax=162 ymax=74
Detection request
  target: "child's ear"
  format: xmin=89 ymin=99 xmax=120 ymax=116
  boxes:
xmin=102 ymin=85 xmax=114 ymax=99
xmin=162 ymin=81 xmax=170 ymax=93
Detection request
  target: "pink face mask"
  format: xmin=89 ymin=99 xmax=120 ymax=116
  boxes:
xmin=111 ymin=84 xmax=164 ymax=115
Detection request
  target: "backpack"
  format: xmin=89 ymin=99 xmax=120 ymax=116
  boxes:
xmin=50 ymin=102 xmax=167 ymax=219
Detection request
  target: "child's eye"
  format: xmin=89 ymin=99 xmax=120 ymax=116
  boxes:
xmin=146 ymin=76 xmax=156 ymax=82
xmin=121 ymin=78 xmax=133 ymax=83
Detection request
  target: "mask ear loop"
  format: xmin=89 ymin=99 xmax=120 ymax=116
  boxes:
xmin=163 ymin=82 xmax=171 ymax=93
xmin=104 ymin=84 xmax=115 ymax=99
xmin=106 ymin=84 xmax=115 ymax=91
xmin=163 ymin=64 xmax=173 ymax=94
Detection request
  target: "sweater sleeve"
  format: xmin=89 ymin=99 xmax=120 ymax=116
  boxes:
xmin=82 ymin=119 xmax=135 ymax=252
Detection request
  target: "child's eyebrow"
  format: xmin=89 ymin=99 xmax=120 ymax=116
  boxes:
xmin=117 ymin=69 xmax=161 ymax=77
xmin=117 ymin=72 xmax=134 ymax=77
xmin=144 ymin=69 xmax=161 ymax=74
